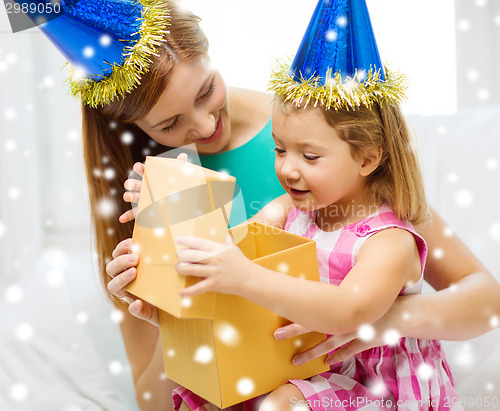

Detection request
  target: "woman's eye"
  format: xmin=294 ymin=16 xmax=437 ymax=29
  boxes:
xmin=198 ymin=82 xmax=214 ymax=100
xmin=273 ymin=147 xmax=286 ymax=154
xmin=161 ymin=118 xmax=178 ymax=132
xmin=304 ymin=154 xmax=319 ymax=161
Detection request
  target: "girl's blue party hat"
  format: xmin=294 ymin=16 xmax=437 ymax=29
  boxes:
xmin=269 ymin=0 xmax=407 ymax=110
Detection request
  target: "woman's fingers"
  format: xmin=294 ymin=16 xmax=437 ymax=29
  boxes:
xmin=129 ymin=299 xmax=159 ymax=327
xmin=325 ymin=339 xmax=372 ymax=365
xmin=132 ymin=162 xmax=145 ymax=177
xmin=107 ymin=267 xmax=137 ymax=297
xmin=106 ymin=252 xmax=138 ymax=278
xmin=274 ymin=323 xmax=311 ymax=340
xmin=119 ymin=209 xmax=136 ymax=224
xmin=176 ymin=153 xmax=188 ymax=162
xmin=111 ymin=238 xmax=132 ymax=259
xmin=292 ymin=333 xmax=356 ymax=366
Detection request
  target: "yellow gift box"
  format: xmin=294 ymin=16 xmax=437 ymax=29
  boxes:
xmin=126 ymin=157 xmax=328 ymax=408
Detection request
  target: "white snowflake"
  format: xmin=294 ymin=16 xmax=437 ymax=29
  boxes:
xmin=46 ymin=268 xmax=65 ymax=287
xmin=454 ymin=343 xmax=475 ymax=367
xmin=490 ymin=315 xmax=499 ymax=328
xmin=276 ymin=262 xmax=289 ymax=273
xmin=4 ymin=108 xmax=16 ymax=120
xmin=83 ymin=46 xmax=95 ymax=58
xmin=193 ymin=345 xmax=213 ymax=364
xmin=4 ymin=139 xmax=16 ymax=152
xmin=446 ymin=172 xmax=458 ymax=183
xmin=383 ymin=329 xmax=401 ymax=346
xmin=466 ymin=69 xmax=479 ymax=82
xmin=475 ymin=0 xmax=487 ymax=7
xmin=103 ymin=167 xmax=116 ymax=180
xmin=108 ymin=361 xmax=123 ymax=375
xmin=10 ymin=383 xmax=28 ymax=402
xmin=154 ymin=228 xmax=166 ymax=238
xmin=215 ymin=322 xmax=240 ymax=346
xmin=336 ymin=16 xmax=348 ymax=27
xmin=99 ymin=35 xmax=112 ymax=47
xmin=457 ymin=19 xmax=470 ymax=31
xmin=181 ymin=297 xmax=193 ymax=308
xmin=490 ymin=223 xmax=500 ymax=241
xmin=67 ymin=130 xmax=79 ymax=142
xmin=110 ymin=309 xmax=124 ymax=324
xmin=357 ymin=324 xmax=375 ymax=341
xmin=8 ymin=187 xmax=21 ymax=200
xmin=486 ymin=157 xmax=498 ymax=170
xmin=454 ymin=189 xmax=474 ymax=208
xmin=76 ymin=311 xmax=89 ymax=324
xmin=432 ymin=248 xmax=444 ymax=259
xmin=121 ymin=132 xmax=133 ymax=144
xmin=0 ymin=220 xmax=5 ymax=238
xmin=97 ymin=198 xmax=117 ymax=218
xmin=325 ymin=29 xmax=338 ymax=42
xmin=5 ymin=284 xmax=23 ymax=303
xmin=236 ymin=377 xmax=255 ymax=396
xmin=443 ymin=226 xmax=454 ymax=237
xmin=417 ymin=363 xmax=434 ymax=380
xmin=142 ymin=391 xmax=152 ymax=401
xmin=15 ymin=322 xmax=34 ymax=341
xmin=477 ymin=88 xmax=490 ymax=101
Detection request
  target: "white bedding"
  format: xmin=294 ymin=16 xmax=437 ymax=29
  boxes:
xmin=0 ymin=249 xmax=138 ymax=410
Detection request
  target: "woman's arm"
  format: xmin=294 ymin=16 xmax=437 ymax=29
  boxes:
xmin=405 ymin=207 xmax=500 ymax=339
xmin=107 ymin=240 xmax=179 ymax=411
xmin=280 ymin=208 xmax=500 ymax=365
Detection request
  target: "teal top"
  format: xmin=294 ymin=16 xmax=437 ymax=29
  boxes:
xmin=199 ymin=119 xmax=285 ymax=227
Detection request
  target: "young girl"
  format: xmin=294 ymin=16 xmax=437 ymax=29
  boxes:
xmin=171 ymin=1 xmax=462 ymax=409
xmin=174 ymin=96 xmax=461 ymax=411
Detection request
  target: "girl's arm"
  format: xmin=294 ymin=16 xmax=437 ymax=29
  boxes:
xmin=177 ymin=227 xmax=421 ymax=336
xmin=280 ymin=208 xmax=500 ymax=365
xmin=246 ymin=193 xmax=293 ymax=228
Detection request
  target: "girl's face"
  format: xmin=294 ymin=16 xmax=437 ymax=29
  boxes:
xmin=135 ymin=56 xmax=230 ymax=155
xmin=272 ymin=104 xmax=368 ymax=213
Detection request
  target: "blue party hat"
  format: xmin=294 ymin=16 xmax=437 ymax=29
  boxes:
xmin=269 ymin=0 xmax=406 ymax=110
xmin=16 ymin=0 xmax=170 ymax=107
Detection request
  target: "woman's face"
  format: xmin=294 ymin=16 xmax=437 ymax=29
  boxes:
xmin=135 ymin=56 xmax=230 ymax=155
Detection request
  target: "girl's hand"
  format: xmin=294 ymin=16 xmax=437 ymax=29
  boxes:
xmin=119 ymin=153 xmax=189 ymax=224
xmin=106 ymin=238 xmax=159 ymax=327
xmin=175 ymin=235 xmax=251 ymax=297
xmin=275 ymin=311 xmax=400 ymax=366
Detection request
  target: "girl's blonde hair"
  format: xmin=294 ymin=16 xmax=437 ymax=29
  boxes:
xmin=280 ymin=97 xmax=430 ymax=226
xmin=81 ymin=0 xmax=209 ymax=305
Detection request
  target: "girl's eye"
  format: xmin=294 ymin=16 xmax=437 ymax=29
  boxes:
xmin=273 ymin=147 xmax=286 ymax=155
xmin=304 ymin=154 xmax=320 ymax=161
xmin=161 ymin=117 xmax=178 ymax=133
xmin=198 ymin=81 xmax=214 ymax=100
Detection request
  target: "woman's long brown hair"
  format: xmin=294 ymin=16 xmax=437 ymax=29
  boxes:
xmin=81 ymin=0 xmax=209 ymax=305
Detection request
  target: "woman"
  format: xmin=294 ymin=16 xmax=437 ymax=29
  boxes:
xmin=87 ymin=2 xmax=500 ymax=410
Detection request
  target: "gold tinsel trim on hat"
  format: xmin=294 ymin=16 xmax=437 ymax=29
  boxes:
xmin=268 ymin=59 xmax=408 ymax=110
xmin=65 ymin=0 xmax=170 ymax=108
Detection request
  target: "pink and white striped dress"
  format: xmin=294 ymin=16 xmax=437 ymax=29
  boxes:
xmin=286 ymin=204 xmax=463 ymax=411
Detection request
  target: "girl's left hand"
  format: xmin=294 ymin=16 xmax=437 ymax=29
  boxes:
xmin=175 ymin=235 xmax=251 ymax=297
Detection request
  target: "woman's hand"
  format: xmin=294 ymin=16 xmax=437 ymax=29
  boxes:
xmin=106 ymin=238 xmax=159 ymax=327
xmin=119 ymin=162 xmax=145 ymax=224
xmin=119 ymin=153 xmax=189 ymax=224
xmin=276 ymin=304 xmax=404 ymax=366
xmin=175 ymin=235 xmax=251 ymax=297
